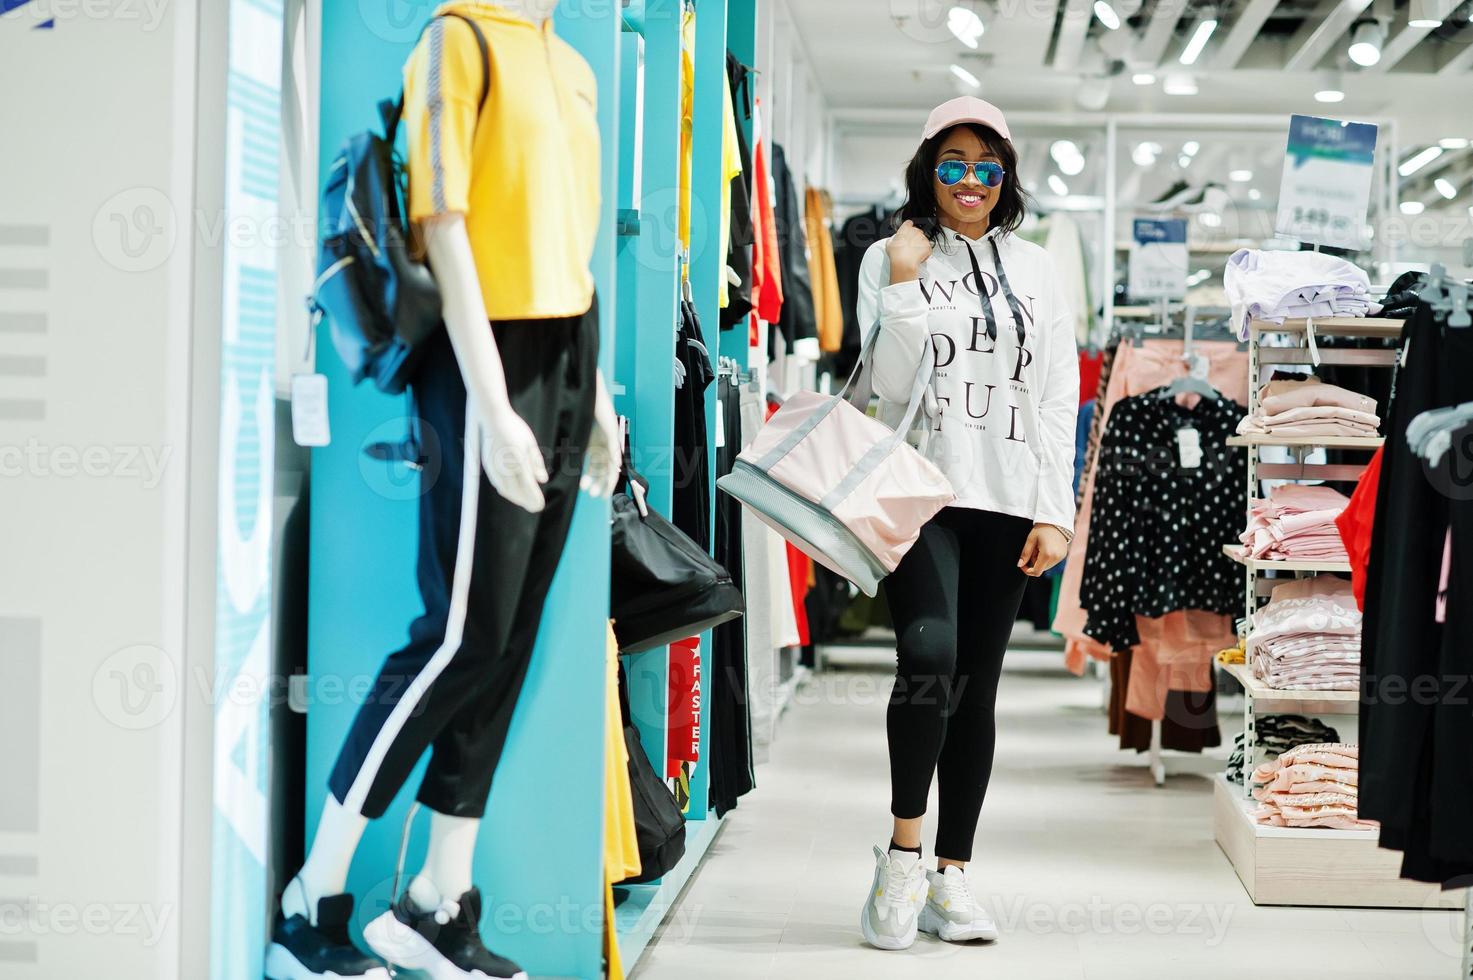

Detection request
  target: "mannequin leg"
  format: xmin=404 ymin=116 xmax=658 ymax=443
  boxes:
xmin=283 ymin=796 xmax=370 ymax=922
xmin=406 ymin=809 xmax=481 ymax=909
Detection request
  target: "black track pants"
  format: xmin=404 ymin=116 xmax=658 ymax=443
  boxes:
xmin=328 ymin=301 xmax=598 ymax=819
xmin=884 ymin=506 xmax=1033 ymax=862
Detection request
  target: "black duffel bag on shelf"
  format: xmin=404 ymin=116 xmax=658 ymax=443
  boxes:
xmin=610 ymin=452 xmax=744 ymax=654
xmin=616 ymin=721 xmax=687 ymax=884
xmin=614 ymin=661 xmax=686 ymax=886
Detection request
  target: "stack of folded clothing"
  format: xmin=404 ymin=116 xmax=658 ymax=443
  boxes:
xmin=1237 ymin=376 xmax=1381 ymax=438
xmin=1250 ymin=742 xmax=1376 ymax=830
xmin=1225 ymin=716 xmax=1340 ymax=784
xmin=1225 ymin=248 xmax=1376 ymax=338
xmin=1241 ymin=484 xmax=1350 ymax=561
xmin=1247 ymin=577 xmax=1361 ymax=690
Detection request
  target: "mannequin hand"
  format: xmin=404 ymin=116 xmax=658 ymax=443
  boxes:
xmin=582 ymin=374 xmax=621 ymax=498
xmin=1018 ymin=524 xmax=1069 ymax=577
xmin=479 ymin=405 xmax=548 ymax=514
xmin=885 ymin=220 xmax=933 ymax=281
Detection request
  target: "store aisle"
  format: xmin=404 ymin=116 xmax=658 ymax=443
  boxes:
xmin=635 ymin=652 xmax=1465 ymax=980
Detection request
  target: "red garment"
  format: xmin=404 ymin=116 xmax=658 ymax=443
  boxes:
xmin=749 ymin=99 xmax=783 ymax=326
xmin=1334 ymin=445 xmax=1382 ymax=611
xmin=1078 ymin=351 xmax=1103 ymax=408
xmin=786 ymin=545 xmax=811 ymax=647
xmin=666 ymin=637 xmax=702 ymax=778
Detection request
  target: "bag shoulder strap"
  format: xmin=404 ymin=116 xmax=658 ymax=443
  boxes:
xmin=384 ymin=11 xmax=493 ymax=142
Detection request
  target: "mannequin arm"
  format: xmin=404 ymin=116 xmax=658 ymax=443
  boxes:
xmin=423 ymin=214 xmax=548 ymax=513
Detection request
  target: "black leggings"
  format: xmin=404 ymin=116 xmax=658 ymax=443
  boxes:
xmin=884 ymin=507 xmax=1033 ymax=862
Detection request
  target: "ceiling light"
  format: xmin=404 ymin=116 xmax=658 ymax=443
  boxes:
xmin=1163 ymin=73 xmax=1198 ymax=95
xmin=1132 ymin=141 xmax=1161 ymax=166
xmin=1315 ymin=70 xmax=1345 ymax=103
xmin=1348 ymin=19 xmax=1385 ymax=67
xmin=1182 ymin=140 xmax=1200 ymax=157
xmin=1093 ymin=0 xmax=1121 ymax=29
xmin=1048 ymin=174 xmax=1069 ymax=196
xmin=1229 ymin=169 xmax=1253 ymax=182
xmin=1179 ymin=18 xmax=1217 ymax=65
xmin=1052 ymin=139 xmax=1085 ymax=175
xmin=1400 ymin=200 xmax=1425 ymax=215
xmin=1132 ymin=72 xmax=1157 ymax=85
xmin=947 ymin=5 xmax=986 ymax=48
xmin=1248 ymin=188 xmax=1263 ymax=201
xmin=1178 ymin=154 xmax=1193 ymax=167
xmin=1439 ymin=137 xmax=1470 ymax=149
xmin=949 ymin=63 xmax=981 ymax=88
xmin=1399 ymin=145 xmax=1444 ymax=176
xmin=1436 ymin=177 xmax=1458 ymax=199
xmin=1409 ymin=0 xmax=1443 ymax=27
xmin=1199 ymin=212 xmax=1223 ymax=227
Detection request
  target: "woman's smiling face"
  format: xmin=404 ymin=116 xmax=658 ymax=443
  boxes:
xmin=932 ymin=127 xmax=1001 ymax=233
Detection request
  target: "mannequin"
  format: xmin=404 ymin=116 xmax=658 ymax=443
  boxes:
xmin=266 ymin=4 xmax=616 ymax=979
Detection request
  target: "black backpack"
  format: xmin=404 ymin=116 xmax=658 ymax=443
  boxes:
xmin=310 ymin=12 xmax=489 ymax=395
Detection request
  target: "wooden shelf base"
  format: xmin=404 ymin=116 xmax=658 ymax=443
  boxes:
xmin=1213 ymin=776 xmax=1466 ymax=909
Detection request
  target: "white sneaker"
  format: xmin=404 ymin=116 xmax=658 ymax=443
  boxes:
xmin=918 ymin=866 xmax=998 ymax=943
xmin=859 ymin=846 xmax=927 ymax=950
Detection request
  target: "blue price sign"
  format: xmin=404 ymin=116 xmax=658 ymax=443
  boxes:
xmin=1276 ymin=114 xmax=1378 ymax=250
xmin=1129 ymin=218 xmax=1188 ymax=300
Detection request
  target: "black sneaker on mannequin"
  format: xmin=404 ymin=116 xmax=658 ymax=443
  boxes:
xmin=265 ymin=890 xmax=390 ymax=980
xmin=363 ymin=886 xmax=528 ymax=980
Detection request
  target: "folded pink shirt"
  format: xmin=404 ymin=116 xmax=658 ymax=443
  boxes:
xmin=1259 ymin=377 xmax=1378 ymax=416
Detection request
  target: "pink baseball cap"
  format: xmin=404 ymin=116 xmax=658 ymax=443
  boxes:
xmin=922 ymin=96 xmax=1011 ymax=142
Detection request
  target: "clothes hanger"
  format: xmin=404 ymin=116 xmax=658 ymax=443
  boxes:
xmin=1418 ymin=262 xmax=1471 ymax=328
xmin=1406 ymin=402 xmax=1473 ymax=465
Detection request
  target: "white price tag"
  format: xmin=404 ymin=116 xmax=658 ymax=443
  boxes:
xmin=1176 ymin=426 xmax=1202 ymax=469
xmin=291 ymin=373 xmax=331 ymax=447
xmin=1176 ymin=428 xmax=1203 ymax=469
xmin=715 ymin=398 xmax=726 ymax=449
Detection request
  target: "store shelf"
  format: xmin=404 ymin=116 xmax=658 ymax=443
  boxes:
xmin=1227 ymin=433 xmax=1384 ymax=449
xmin=1115 ymin=241 xmax=1250 ymax=254
xmin=1213 ymin=774 xmax=1466 ymax=908
xmin=615 ymin=814 xmax=724 ymax=965
xmin=1222 ymin=543 xmax=1351 ymax=573
xmin=1218 ymin=659 xmax=1360 ymax=708
xmin=1249 ymin=317 xmax=1404 ymax=338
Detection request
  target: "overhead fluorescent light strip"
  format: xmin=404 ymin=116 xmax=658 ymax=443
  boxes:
xmin=1179 ymin=18 xmax=1217 ymax=65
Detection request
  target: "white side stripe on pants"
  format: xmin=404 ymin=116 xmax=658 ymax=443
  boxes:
xmin=342 ymin=400 xmax=482 ymax=815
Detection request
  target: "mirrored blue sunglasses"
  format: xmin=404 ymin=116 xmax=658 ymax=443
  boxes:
xmin=935 ymin=160 xmax=1006 ymax=187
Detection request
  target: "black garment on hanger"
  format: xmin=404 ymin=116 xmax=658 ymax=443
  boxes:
xmin=672 ymin=301 xmax=714 ymax=551
xmin=1080 ymin=391 xmax=1246 ymax=650
xmin=721 ymin=52 xmax=755 ymax=331
xmin=710 ymin=372 xmax=755 ymax=815
xmin=770 ymin=144 xmax=816 ymax=357
xmin=832 ymin=205 xmax=897 ymax=377
xmin=1358 ymin=302 xmax=1473 ymax=887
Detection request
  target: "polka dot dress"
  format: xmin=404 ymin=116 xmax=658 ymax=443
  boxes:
xmin=1079 ymin=391 xmax=1247 ymax=650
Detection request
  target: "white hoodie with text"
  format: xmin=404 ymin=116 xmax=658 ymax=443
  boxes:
xmin=856 ymin=226 xmax=1080 ymax=533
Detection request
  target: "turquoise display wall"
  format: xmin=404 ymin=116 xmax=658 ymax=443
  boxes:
xmin=307 ymin=5 xmax=617 ymax=978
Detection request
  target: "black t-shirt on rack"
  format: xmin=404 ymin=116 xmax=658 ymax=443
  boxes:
xmin=1080 ymin=390 xmax=1246 ymax=650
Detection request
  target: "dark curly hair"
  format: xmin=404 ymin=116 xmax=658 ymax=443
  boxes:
xmin=894 ymin=123 xmax=1031 ymax=244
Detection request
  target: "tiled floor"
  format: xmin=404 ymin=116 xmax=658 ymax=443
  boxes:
xmin=635 ymin=649 xmax=1467 ymax=979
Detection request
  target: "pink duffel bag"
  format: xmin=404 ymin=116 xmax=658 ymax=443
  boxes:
xmin=716 ymin=332 xmax=954 ymax=596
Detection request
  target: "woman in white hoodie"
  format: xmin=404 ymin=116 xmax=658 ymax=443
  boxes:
xmin=857 ymin=97 xmax=1079 ymax=952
